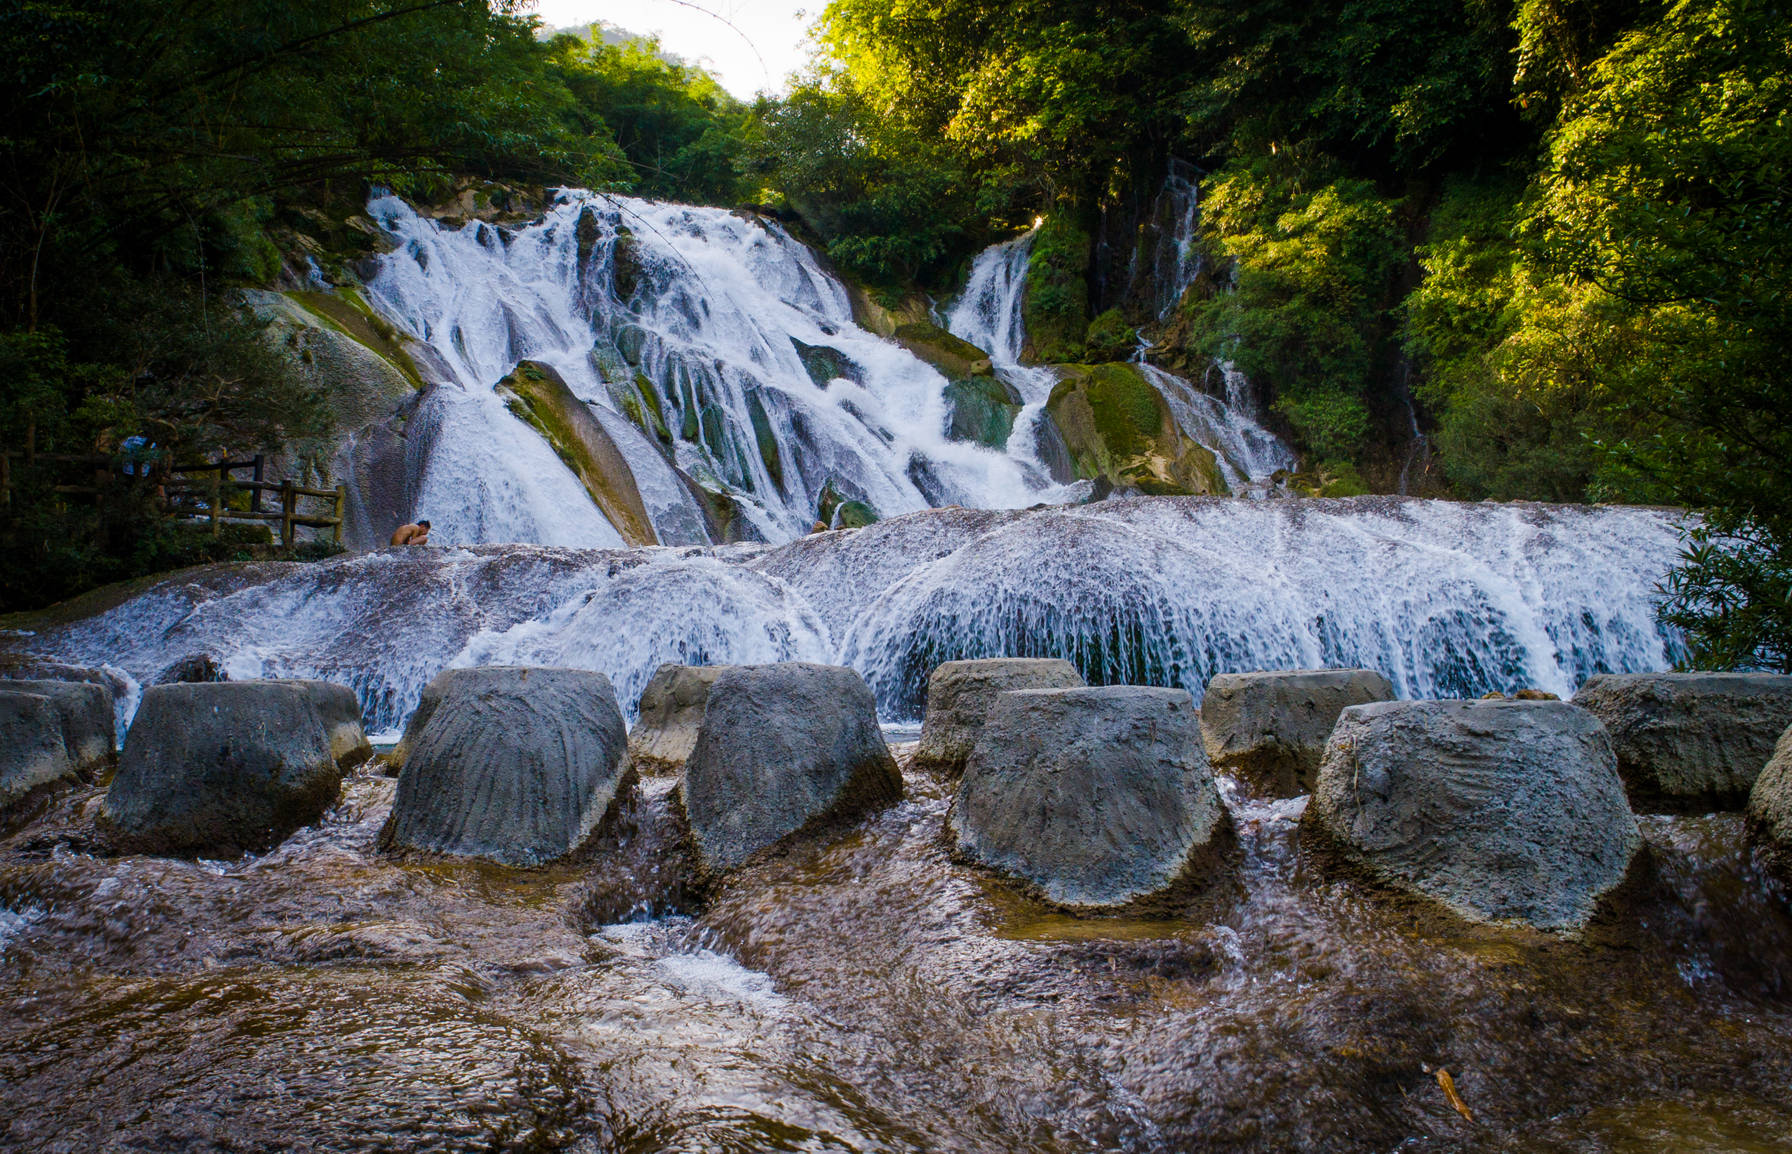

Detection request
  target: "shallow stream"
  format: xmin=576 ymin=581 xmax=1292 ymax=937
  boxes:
xmin=3 ymin=748 xmax=1789 ymax=1152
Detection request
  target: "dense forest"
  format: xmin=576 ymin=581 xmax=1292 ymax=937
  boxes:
xmin=0 ymin=0 xmax=1787 ymax=669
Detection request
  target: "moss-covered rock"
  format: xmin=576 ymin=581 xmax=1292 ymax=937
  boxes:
xmin=944 ymin=377 xmax=1023 ymax=448
xmin=746 ymin=389 xmax=785 ymax=492
xmin=607 ymin=373 xmax=671 ymax=445
xmin=1045 ymin=363 xmax=1226 ymax=496
xmin=610 ymin=226 xmax=642 ymax=299
xmin=495 ymin=361 xmax=658 ymax=545
xmin=815 ymin=478 xmax=880 ymax=529
xmin=791 ymin=337 xmax=856 ymax=388
xmin=891 ymin=321 xmax=994 ymax=380
xmin=1279 ymin=461 xmax=1369 ymax=497
xmin=1084 ymin=308 xmax=1139 ymax=362
xmin=844 ymin=282 xmax=932 ymax=338
xmin=250 ymin=288 xmax=422 ymax=501
xmin=1024 ymin=216 xmax=1091 ymax=364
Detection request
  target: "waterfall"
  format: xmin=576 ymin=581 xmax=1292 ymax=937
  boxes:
xmin=944 ymin=224 xmax=1296 ymax=493
xmin=361 ymin=193 xmax=1074 ymax=547
xmin=942 ymin=227 xmax=1080 ymax=487
xmin=1141 ymin=364 xmax=1297 ymax=490
xmin=1146 ymin=158 xmax=1202 ymax=318
xmin=26 ymin=498 xmax=1686 ymax=732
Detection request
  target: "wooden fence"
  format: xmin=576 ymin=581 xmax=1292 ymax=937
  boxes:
xmin=1 ymin=450 xmax=345 ymax=548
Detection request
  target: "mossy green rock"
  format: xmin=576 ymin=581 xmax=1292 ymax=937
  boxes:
xmin=608 ymin=373 xmax=670 ymax=445
xmin=1045 ymin=363 xmax=1226 ymax=496
xmin=495 ymin=360 xmax=658 ymax=545
xmin=816 ymin=479 xmax=879 ymax=529
xmin=944 ymin=377 xmax=1023 ymax=448
xmin=1084 ymin=308 xmax=1139 ymax=362
xmin=1024 ymin=216 xmax=1091 ymax=364
xmin=791 ymin=338 xmax=856 ymax=388
xmin=892 ymin=322 xmax=994 ymax=380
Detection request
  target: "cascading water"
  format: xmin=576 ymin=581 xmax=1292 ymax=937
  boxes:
xmin=944 ymin=225 xmax=1296 ymax=492
xmin=941 ymin=226 xmax=1076 ymax=487
xmin=1145 ymin=158 xmax=1203 ymax=319
xmin=19 ymin=498 xmax=1686 ymax=732
xmin=364 ymin=192 xmax=1075 ymax=547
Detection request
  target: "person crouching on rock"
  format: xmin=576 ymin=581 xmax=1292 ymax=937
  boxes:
xmin=391 ymin=519 xmax=431 ymax=546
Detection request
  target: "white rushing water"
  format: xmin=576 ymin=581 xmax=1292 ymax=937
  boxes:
xmin=25 ymin=498 xmax=1687 ymax=730
xmin=364 ymin=192 xmax=1075 ymax=547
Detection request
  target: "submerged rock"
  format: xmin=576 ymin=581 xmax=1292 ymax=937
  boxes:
xmin=1200 ymin=668 xmax=1396 ymax=796
xmin=380 ymin=666 xmax=633 ymax=866
xmin=1045 ymin=363 xmax=1225 ymax=496
xmin=681 ymin=662 xmax=901 ymax=875
xmin=100 ymin=681 xmax=344 ymax=857
xmin=1305 ymin=700 xmax=1640 ymax=932
xmin=0 ymin=691 xmax=79 ymax=810
xmin=1747 ymin=724 xmax=1792 ymax=883
xmin=285 ymin=680 xmax=373 ymax=769
xmin=628 ymin=663 xmax=735 ymax=776
xmin=912 ymin=658 xmax=1086 ymax=775
xmin=1572 ymin=672 xmax=1792 ymax=811
xmin=948 ymin=686 xmax=1231 ymax=910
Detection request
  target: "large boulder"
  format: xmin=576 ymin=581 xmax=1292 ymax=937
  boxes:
xmin=100 ymin=682 xmax=344 ymax=856
xmin=1200 ymin=669 xmax=1396 ymax=796
xmin=0 ymin=691 xmax=79 ymax=810
xmin=1045 ymin=363 xmax=1225 ymax=496
xmin=1571 ymin=672 xmax=1792 ymax=811
xmin=3 ymin=679 xmax=115 ymax=778
xmin=379 ymin=666 xmax=633 ymax=866
xmin=948 ymin=686 xmax=1231 ymax=910
xmin=3 ymin=660 xmax=134 ymax=760
xmin=284 ymin=680 xmax=373 ymax=769
xmin=912 ymin=658 xmax=1087 ymax=775
xmin=628 ymin=664 xmax=735 ymax=776
xmin=1305 ymin=700 xmax=1641 ymax=932
xmin=681 ymin=663 xmax=901 ymax=875
xmin=1747 ymin=724 xmax=1792 ymax=882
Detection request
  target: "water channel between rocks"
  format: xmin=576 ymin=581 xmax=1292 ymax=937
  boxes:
xmin=2 ymin=744 xmax=1789 ymax=1153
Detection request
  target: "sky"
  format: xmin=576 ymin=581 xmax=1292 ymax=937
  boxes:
xmin=528 ymin=0 xmax=818 ymax=99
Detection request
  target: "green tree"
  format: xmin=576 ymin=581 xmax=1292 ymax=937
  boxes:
xmin=1522 ymin=0 xmax=1792 ymax=667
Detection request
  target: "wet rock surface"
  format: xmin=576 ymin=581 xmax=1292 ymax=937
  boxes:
xmin=912 ymin=657 xmax=1086 ymax=774
xmin=1200 ymin=668 xmax=1396 ymax=795
xmin=2 ymin=744 xmax=1792 ymax=1151
xmin=681 ymin=662 xmax=901 ymax=874
xmin=1306 ymin=699 xmax=1641 ymax=931
xmin=0 ymin=691 xmax=79 ymax=810
xmin=949 ymin=686 xmax=1230 ymax=909
xmin=1747 ymin=724 xmax=1792 ymax=881
xmin=287 ymin=678 xmax=373 ymax=769
xmin=380 ymin=666 xmax=633 ymax=866
xmin=0 ymin=679 xmax=115 ymax=779
xmin=1572 ymin=672 xmax=1792 ymax=811
xmin=628 ymin=662 xmax=735 ymax=776
xmin=99 ymin=681 xmax=344 ymax=857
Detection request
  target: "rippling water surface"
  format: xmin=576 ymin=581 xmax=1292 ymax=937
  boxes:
xmin=2 ymin=748 xmax=1789 ymax=1152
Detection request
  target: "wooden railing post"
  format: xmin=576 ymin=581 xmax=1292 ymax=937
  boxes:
xmin=333 ymin=485 xmax=346 ymax=545
xmin=250 ymin=454 xmax=264 ymax=513
xmin=209 ymin=462 xmax=222 ymax=536
xmin=281 ymin=479 xmax=296 ymax=549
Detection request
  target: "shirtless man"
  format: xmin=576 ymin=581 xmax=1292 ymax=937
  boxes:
xmin=390 ymin=519 xmax=431 ymax=546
